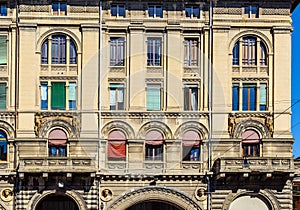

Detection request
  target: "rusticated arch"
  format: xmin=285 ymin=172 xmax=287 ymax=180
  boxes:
xmin=137 ymin=121 xmax=172 ymax=140
xmin=107 ymin=187 xmax=202 ymax=210
xmin=174 ymin=121 xmax=208 ymax=140
xmin=233 ymin=119 xmax=270 ymax=139
xmin=101 ymin=120 xmax=135 ymax=140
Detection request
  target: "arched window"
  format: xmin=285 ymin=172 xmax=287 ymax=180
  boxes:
xmin=242 ymin=129 xmax=260 ymax=157
xmin=0 ymin=130 xmax=7 ymax=161
xmin=145 ymin=130 xmax=163 ymax=161
xmin=41 ymin=35 xmax=77 ymax=65
xmin=182 ymin=131 xmax=200 ymax=161
xmin=232 ymin=36 xmax=268 ymax=66
xmin=108 ymin=130 xmax=126 ymax=161
xmin=48 ymin=129 xmax=67 ymax=157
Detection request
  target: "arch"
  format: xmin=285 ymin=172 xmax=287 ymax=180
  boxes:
xmin=138 ymin=121 xmax=172 ymax=140
xmin=102 ymin=120 xmax=135 ymax=140
xmin=174 ymin=121 xmax=208 ymax=140
xmin=36 ymin=28 xmax=81 ymax=53
xmin=107 ymin=187 xmax=202 ymax=210
xmin=229 ymin=30 xmax=272 ymax=55
xmin=38 ymin=119 xmax=78 ymax=138
xmin=233 ymin=119 xmax=269 ymax=139
xmin=0 ymin=121 xmax=14 ymax=139
xmin=222 ymin=190 xmax=279 ymax=210
xmin=28 ymin=190 xmax=88 ymax=210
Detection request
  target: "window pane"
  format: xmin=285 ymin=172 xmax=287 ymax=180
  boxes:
xmin=69 ymin=40 xmax=77 ymax=64
xmin=0 ymin=83 xmax=6 ymax=110
xmin=147 ymin=38 xmax=161 ymax=66
xmin=185 ymin=7 xmax=192 ymax=18
xmin=52 ymin=35 xmax=66 ymax=64
xmin=242 ymin=84 xmax=256 ymax=111
xmin=51 ymin=82 xmax=66 ymax=110
xmin=148 ymin=6 xmax=154 ymax=17
xmin=69 ymin=82 xmax=76 ymax=110
xmin=242 ymin=37 xmax=256 ymax=65
xmin=232 ymin=84 xmax=239 ymax=111
xmin=260 ymin=43 xmax=267 ymax=66
xmin=111 ymin=5 xmax=117 ymax=16
xmin=110 ymin=84 xmax=124 ymax=110
xmin=0 ymin=131 xmax=7 ymax=161
xmin=0 ymin=35 xmax=7 ymax=65
xmin=260 ymin=83 xmax=267 ymax=111
xmin=146 ymin=85 xmax=161 ymax=111
xmin=184 ymin=39 xmax=198 ymax=66
xmin=0 ymin=5 xmax=7 ymax=16
xmin=110 ymin=38 xmax=124 ymax=66
xmin=41 ymin=40 xmax=48 ymax=64
xmin=41 ymin=82 xmax=48 ymax=110
xmin=232 ymin=42 xmax=239 ymax=65
xmin=184 ymin=85 xmax=198 ymax=111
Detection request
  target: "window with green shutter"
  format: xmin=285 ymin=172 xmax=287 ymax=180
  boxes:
xmin=0 ymin=36 xmax=7 ymax=65
xmin=51 ymin=82 xmax=66 ymax=110
xmin=0 ymin=83 xmax=6 ymax=110
xmin=146 ymin=84 xmax=161 ymax=111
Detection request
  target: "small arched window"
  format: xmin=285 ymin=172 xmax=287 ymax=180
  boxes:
xmin=0 ymin=130 xmax=7 ymax=161
xmin=41 ymin=35 xmax=77 ymax=65
xmin=232 ymin=36 xmax=267 ymax=66
xmin=48 ymin=129 xmax=67 ymax=157
xmin=108 ymin=130 xmax=126 ymax=161
xmin=182 ymin=131 xmax=201 ymax=161
xmin=242 ymin=129 xmax=260 ymax=157
xmin=145 ymin=130 xmax=163 ymax=161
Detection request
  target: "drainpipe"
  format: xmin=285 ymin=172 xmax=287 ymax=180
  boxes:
xmin=207 ymin=0 xmax=213 ymax=210
xmin=98 ymin=1 xmax=102 ymax=209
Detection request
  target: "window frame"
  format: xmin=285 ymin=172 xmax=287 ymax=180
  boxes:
xmin=244 ymin=5 xmax=258 ymax=18
xmin=107 ymin=130 xmax=127 ymax=161
xmin=184 ymin=84 xmax=198 ymax=111
xmin=48 ymin=129 xmax=68 ymax=157
xmin=145 ymin=130 xmax=164 ymax=161
xmin=182 ymin=131 xmax=201 ymax=161
xmin=0 ymin=4 xmax=7 ymax=16
xmin=184 ymin=38 xmax=199 ymax=67
xmin=147 ymin=37 xmax=162 ymax=66
xmin=52 ymin=2 xmax=67 ymax=16
xmin=0 ymin=130 xmax=7 ymax=161
xmin=148 ymin=5 xmax=163 ymax=18
xmin=241 ymin=129 xmax=261 ymax=157
xmin=185 ymin=6 xmax=200 ymax=19
xmin=109 ymin=83 xmax=125 ymax=111
xmin=110 ymin=37 xmax=125 ymax=66
xmin=146 ymin=84 xmax=161 ymax=111
xmin=110 ymin=5 xmax=126 ymax=17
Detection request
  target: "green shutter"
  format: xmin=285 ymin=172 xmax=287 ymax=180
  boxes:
xmin=146 ymin=85 xmax=160 ymax=111
xmin=51 ymin=82 xmax=66 ymax=110
xmin=0 ymin=83 xmax=6 ymax=109
xmin=0 ymin=36 xmax=7 ymax=65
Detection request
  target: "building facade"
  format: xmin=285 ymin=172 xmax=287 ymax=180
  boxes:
xmin=0 ymin=0 xmax=297 ymax=209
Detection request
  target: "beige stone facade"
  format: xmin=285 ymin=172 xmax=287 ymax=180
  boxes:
xmin=0 ymin=0 xmax=297 ymax=209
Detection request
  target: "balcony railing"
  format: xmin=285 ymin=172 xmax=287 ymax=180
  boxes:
xmin=214 ymin=157 xmax=293 ymax=175
xmin=19 ymin=157 xmax=96 ymax=173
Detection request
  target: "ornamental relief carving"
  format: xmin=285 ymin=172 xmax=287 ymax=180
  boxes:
xmin=34 ymin=112 xmax=80 ymax=138
xmin=228 ymin=113 xmax=273 ymax=138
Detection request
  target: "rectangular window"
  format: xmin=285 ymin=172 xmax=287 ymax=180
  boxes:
xmin=185 ymin=6 xmax=200 ymax=18
xmin=51 ymin=35 xmax=66 ymax=64
xmin=0 ymin=5 xmax=7 ymax=16
xmin=51 ymin=82 xmax=66 ymax=110
xmin=260 ymin=83 xmax=267 ymax=111
xmin=49 ymin=146 xmax=67 ymax=157
xmin=145 ymin=145 xmax=163 ymax=161
xmin=232 ymin=83 xmax=239 ymax=111
xmin=243 ymin=144 xmax=260 ymax=157
xmin=242 ymin=84 xmax=256 ymax=111
xmin=0 ymin=35 xmax=7 ymax=65
xmin=146 ymin=84 xmax=161 ymax=111
xmin=184 ymin=85 xmax=198 ymax=111
xmin=110 ymin=38 xmax=124 ymax=66
xmin=0 ymin=83 xmax=6 ymax=110
xmin=245 ymin=5 xmax=258 ymax=18
xmin=148 ymin=5 xmax=163 ymax=18
xmin=41 ymin=82 xmax=48 ymax=110
xmin=242 ymin=37 xmax=256 ymax=65
xmin=69 ymin=82 xmax=76 ymax=110
xmin=52 ymin=2 xmax=67 ymax=16
xmin=147 ymin=38 xmax=161 ymax=66
xmin=110 ymin=84 xmax=124 ymax=110
xmin=184 ymin=39 xmax=198 ymax=66
xmin=182 ymin=146 xmax=200 ymax=161
xmin=111 ymin=5 xmax=125 ymax=17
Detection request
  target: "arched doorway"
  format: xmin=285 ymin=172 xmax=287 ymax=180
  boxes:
xmin=36 ymin=194 xmax=79 ymax=210
xmin=126 ymin=201 xmax=183 ymax=210
xmin=229 ymin=195 xmax=271 ymax=210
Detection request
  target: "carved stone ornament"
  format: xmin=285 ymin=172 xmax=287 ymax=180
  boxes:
xmin=100 ymin=188 xmax=113 ymax=202
xmin=34 ymin=112 xmax=80 ymax=138
xmin=0 ymin=188 xmax=13 ymax=202
xmin=195 ymin=187 xmax=207 ymax=201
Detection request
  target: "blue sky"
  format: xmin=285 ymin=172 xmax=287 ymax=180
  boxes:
xmin=292 ymin=6 xmax=300 ymax=157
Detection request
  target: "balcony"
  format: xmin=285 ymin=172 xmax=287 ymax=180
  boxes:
xmin=214 ymin=157 xmax=293 ymax=177
xmin=19 ymin=157 xmax=96 ymax=173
